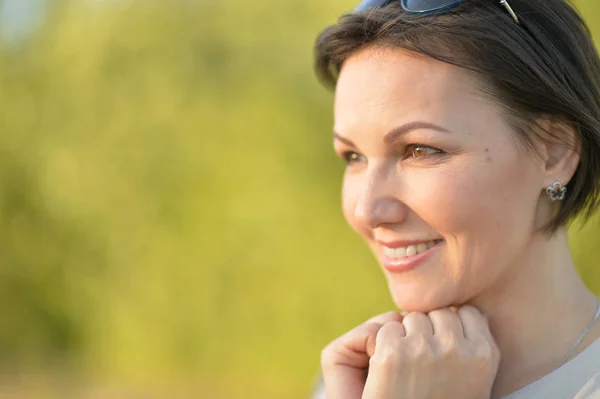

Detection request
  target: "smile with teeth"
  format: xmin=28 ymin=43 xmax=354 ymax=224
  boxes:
xmin=382 ymin=240 xmax=440 ymax=259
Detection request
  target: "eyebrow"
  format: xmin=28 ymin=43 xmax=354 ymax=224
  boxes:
xmin=334 ymin=121 xmax=451 ymax=147
xmin=383 ymin=121 xmax=451 ymax=144
xmin=333 ymin=133 xmax=356 ymax=147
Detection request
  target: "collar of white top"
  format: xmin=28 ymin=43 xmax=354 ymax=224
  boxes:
xmin=559 ymin=297 xmax=600 ymax=368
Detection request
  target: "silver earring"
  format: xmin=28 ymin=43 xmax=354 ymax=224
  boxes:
xmin=546 ymin=181 xmax=567 ymax=201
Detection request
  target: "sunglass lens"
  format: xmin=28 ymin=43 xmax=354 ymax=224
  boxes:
xmin=354 ymin=0 xmax=393 ymax=12
xmin=402 ymin=0 xmax=464 ymax=12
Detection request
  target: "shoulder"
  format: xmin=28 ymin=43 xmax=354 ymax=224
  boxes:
xmin=503 ymin=339 xmax=600 ymax=399
xmin=574 ymin=371 xmax=600 ymax=399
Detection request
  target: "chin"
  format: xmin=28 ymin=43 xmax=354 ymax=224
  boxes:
xmin=388 ymin=282 xmax=459 ymax=313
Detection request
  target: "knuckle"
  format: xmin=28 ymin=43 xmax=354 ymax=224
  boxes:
xmin=403 ymin=311 xmax=427 ymax=322
xmin=364 ymin=321 xmax=383 ymax=332
xmin=410 ymin=332 xmax=428 ymax=346
xmin=320 ymin=338 xmax=347 ymax=367
xmin=457 ymin=342 xmax=475 ymax=358
xmin=454 ymin=342 xmax=497 ymax=370
xmin=473 ymin=343 xmax=493 ymax=359
xmin=370 ymin=346 xmax=403 ymax=369
xmin=407 ymin=334 xmax=434 ymax=358
xmin=366 ymin=311 xmax=403 ymax=325
xmin=467 ymin=343 xmax=499 ymax=369
xmin=320 ymin=343 xmax=337 ymax=368
xmin=482 ymin=342 xmax=501 ymax=363
xmin=371 ymin=322 xmax=407 ymax=368
xmin=377 ymin=320 xmax=404 ymax=339
xmin=435 ymin=334 xmax=460 ymax=357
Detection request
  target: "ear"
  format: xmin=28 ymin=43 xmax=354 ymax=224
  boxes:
xmin=536 ymin=118 xmax=580 ymax=188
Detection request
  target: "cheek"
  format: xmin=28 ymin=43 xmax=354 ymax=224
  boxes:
xmin=407 ymin=155 xmax=539 ymax=250
xmin=341 ymin=174 xmax=360 ymax=230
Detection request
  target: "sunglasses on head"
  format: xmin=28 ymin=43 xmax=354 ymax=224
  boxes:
xmin=354 ymin=0 xmax=519 ymax=24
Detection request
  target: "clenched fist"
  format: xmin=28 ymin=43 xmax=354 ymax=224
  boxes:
xmin=321 ymin=306 xmax=500 ymax=399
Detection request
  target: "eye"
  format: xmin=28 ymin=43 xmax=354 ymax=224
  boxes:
xmin=406 ymin=144 xmax=443 ymax=159
xmin=341 ymin=151 xmax=366 ymax=165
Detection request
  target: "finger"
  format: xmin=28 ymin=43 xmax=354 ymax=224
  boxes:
xmin=361 ymin=312 xmax=403 ymax=357
xmin=321 ymin=322 xmax=383 ymax=399
xmin=457 ymin=305 xmax=492 ymax=342
xmin=376 ymin=320 xmax=406 ymax=344
xmin=365 ymin=311 xmax=404 ymax=325
xmin=402 ymin=312 xmax=433 ymax=336
xmin=428 ymin=307 xmax=464 ymax=337
xmin=320 ymin=312 xmax=404 ymax=399
xmin=322 ymin=322 xmax=382 ymax=370
xmin=322 ymin=323 xmax=381 ymax=368
xmin=335 ymin=312 xmax=403 ymax=360
xmin=362 ymin=321 xmax=407 ymax=399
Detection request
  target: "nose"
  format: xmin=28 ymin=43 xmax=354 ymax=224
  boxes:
xmin=353 ymin=169 xmax=408 ymax=229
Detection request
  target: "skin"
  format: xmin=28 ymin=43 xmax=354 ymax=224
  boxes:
xmin=322 ymin=46 xmax=600 ymax=398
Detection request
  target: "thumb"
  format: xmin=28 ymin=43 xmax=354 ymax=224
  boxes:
xmin=321 ymin=311 xmax=403 ymax=399
xmin=321 ymin=322 xmax=383 ymax=399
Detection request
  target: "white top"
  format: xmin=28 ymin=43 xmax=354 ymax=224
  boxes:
xmin=501 ymin=338 xmax=600 ymax=399
xmin=310 ymin=339 xmax=600 ymax=399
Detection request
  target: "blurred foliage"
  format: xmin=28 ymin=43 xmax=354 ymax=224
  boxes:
xmin=0 ymin=0 xmax=599 ymax=398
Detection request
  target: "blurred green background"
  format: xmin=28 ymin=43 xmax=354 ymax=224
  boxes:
xmin=0 ymin=0 xmax=599 ymax=398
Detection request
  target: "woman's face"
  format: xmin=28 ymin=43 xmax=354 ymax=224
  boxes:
xmin=334 ymin=47 xmax=547 ymax=312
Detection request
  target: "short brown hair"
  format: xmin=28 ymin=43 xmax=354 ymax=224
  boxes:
xmin=314 ymin=0 xmax=600 ymax=232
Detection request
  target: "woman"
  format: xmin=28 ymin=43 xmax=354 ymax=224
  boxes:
xmin=311 ymin=0 xmax=600 ymax=398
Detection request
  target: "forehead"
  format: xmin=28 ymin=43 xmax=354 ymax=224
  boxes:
xmin=334 ymin=47 xmax=486 ymax=131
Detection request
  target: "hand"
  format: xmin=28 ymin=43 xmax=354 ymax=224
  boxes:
xmin=321 ymin=306 xmax=501 ymax=399
xmin=321 ymin=310 xmax=404 ymax=399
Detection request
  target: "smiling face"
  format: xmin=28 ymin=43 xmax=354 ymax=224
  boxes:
xmin=334 ymin=47 xmax=549 ymax=312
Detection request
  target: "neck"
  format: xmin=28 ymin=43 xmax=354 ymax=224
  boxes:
xmin=466 ymin=228 xmax=599 ymax=399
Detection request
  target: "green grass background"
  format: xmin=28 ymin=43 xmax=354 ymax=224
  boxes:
xmin=0 ymin=1 xmax=599 ymax=398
